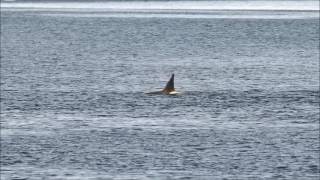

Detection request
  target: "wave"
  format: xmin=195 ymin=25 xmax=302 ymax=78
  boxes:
xmin=1 ymin=1 xmax=319 ymax=11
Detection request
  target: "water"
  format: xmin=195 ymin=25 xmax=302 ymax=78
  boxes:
xmin=1 ymin=1 xmax=319 ymax=179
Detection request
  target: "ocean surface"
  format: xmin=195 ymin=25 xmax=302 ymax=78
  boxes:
xmin=1 ymin=0 xmax=319 ymax=179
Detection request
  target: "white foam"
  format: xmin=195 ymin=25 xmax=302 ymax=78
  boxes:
xmin=1 ymin=1 xmax=319 ymax=11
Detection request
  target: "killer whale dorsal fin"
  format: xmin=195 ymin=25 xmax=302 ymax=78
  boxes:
xmin=145 ymin=73 xmax=180 ymax=95
xmin=162 ymin=74 xmax=175 ymax=93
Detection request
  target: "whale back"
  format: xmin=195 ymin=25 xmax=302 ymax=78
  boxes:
xmin=162 ymin=74 xmax=175 ymax=94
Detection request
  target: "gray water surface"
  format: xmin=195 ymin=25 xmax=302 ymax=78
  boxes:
xmin=1 ymin=9 xmax=319 ymax=180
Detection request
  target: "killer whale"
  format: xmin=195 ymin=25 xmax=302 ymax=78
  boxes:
xmin=146 ymin=74 xmax=180 ymax=95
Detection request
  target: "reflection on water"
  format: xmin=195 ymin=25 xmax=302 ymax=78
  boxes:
xmin=39 ymin=11 xmax=319 ymax=19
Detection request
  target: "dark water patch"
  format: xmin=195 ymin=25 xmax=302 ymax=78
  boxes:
xmin=1 ymin=89 xmax=318 ymax=111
